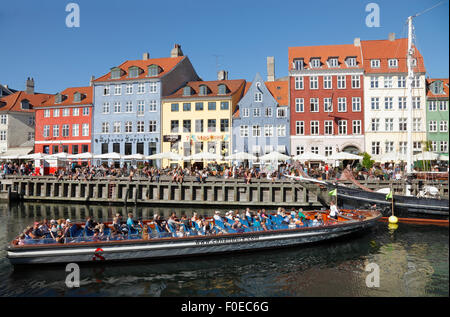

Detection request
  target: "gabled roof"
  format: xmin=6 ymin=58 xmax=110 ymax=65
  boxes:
xmin=426 ymin=78 xmax=449 ymax=98
xmin=360 ymin=38 xmax=426 ymax=73
xmin=265 ymin=80 xmax=289 ymax=106
xmin=94 ymin=56 xmax=185 ymax=83
xmin=36 ymin=86 xmax=93 ymax=108
xmin=163 ymin=79 xmax=246 ymax=100
xmin=288 ymin=43 xmax=363 ymax=70
xmin=0 ymin=91 xmax=52 ymax=113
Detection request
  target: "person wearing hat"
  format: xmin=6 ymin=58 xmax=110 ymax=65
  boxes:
xmin=30 ymin=222 xmax=43 ymax=239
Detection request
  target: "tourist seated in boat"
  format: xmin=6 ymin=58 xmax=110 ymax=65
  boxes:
xmin=288 ymin=218 xmax=296 ymax=229
xmin=39 ymin=219 xmax=50 ymax=236
xmin=213 ymin=211 xmax=231 ymax=228
xmin=176 ymin=225 xmax=187 ymax=237
xmin=260 ymin=218 xmax=269 ymax=231
xmin=180 ymin=215 xmax=191 ymax=230
xmin=225 ymin=211 xmax=234 ymax=222
xmin=17 ymin=234 xmax=26 ymax=246
xmin=231 ymin=218 xmax=246 ymax=233
xmin=167 ymin=214 xmax=183 ymax=232
xmin=63 ymin=219 xmax=80 ymax=238
xmin=30 ymin=222 xmax=45 ymax=239
xmin=191 ymin=212 xmax=199 ymax=223
xmin=84 ymin=216 xmax=96 ymax=235
xmin=55 ymin=230 xmax=65 ymax=243
xmin=126 ymin=213 xmax=140 ymax=232
xmin=294 ymin=216 xmax=304 ymax=227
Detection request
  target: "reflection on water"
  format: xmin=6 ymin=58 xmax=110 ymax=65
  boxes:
xmin=0 ymin=202 xmax=448 ymax=297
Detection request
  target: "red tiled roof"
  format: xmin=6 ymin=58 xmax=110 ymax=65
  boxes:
xmin=288 ymin=43 xmax=363 ymax=70
xmin=426 ymin=78 xmax=449 ymax=98
xmin=360 ymin=38 xmax=426 ymax=73
xmin=163 ymin=79 xmax=246 ymax=99
xmin=0 ymin=91 xmax=52 ymax=113
xmin=36 ymin=86 xmax=93 ymax=108
xmin=94 ymin=56 xmax=185 ymax=83
xmin=265 ymin=80 xmax=288 ymax=106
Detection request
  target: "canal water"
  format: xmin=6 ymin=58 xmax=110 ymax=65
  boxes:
xmin=0 ymin=202 xmax=448 ymax=297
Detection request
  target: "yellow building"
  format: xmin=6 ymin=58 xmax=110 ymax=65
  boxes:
xmin=161 ymin=78 xmax=246 ymax=168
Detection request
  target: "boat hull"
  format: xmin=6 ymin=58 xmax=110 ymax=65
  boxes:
xmin=7 ymin=214 xmax=380 ymax=265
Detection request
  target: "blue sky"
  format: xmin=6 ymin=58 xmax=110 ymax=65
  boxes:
xmin=0 ymin=0 xmax=448 ymax=93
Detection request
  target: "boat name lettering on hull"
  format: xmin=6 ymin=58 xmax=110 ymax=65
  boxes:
xmin=195 ymin=235 xmax=259 ymax=245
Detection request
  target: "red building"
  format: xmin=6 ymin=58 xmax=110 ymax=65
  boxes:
xmin=34 ymin=86 xmax=93 ymax=156
xmin=288 ymin=41 xmax=365 ymax=158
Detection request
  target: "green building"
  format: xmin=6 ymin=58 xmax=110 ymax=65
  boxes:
xmin=426 ymin=78 xmax=448 ymax=155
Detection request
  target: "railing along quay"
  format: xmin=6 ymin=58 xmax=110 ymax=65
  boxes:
xmin=0 ymin=176 xmax=448 ymax=206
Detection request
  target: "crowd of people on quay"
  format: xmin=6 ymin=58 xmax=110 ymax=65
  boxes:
xmin=14 ymin=206 xmax=341 ymax=245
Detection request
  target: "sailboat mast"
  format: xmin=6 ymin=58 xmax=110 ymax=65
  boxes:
xmin=406 ymin=16 xmax=414 ymax=174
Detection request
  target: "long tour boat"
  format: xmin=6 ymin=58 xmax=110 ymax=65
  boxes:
xmin=7 ymin=209 xmax=381 ymax=265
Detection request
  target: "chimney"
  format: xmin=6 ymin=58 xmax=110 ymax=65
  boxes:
xmin=143 ymin=52 xmax=150 ymax=60
xmin=217 ymin=70 xmax=228 ymax=81
xmin=267 ymin=56 xmax=275 ymax=82
xmin=90 ymin=75 xmax=95 ymax=87
xmin=26 ymin=77 xmax=34 ymax=94
xmin=171 ymin=44 xmax=184 ymax=57
xmin=388 ymin=33 xmax=395 ymax=41
xmin=353 ymin=38 xmax=361 ymax=47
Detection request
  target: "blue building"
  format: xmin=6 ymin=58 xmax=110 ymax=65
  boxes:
xmin=92 ymin=45 xmax=200 ymax=166
xmin=232 ymin=72 xmax=290 ymax=167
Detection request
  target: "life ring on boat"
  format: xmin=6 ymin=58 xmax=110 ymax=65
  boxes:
xmin=92 ymin=248 xmax=105 ymax=261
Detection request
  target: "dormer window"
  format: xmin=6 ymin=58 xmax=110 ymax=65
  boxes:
xmin=55 ymin=93 xmax=63 ymax=104
xmin=371 ymin=59 xmax=380 ymax=68
xmin=20 ymin=99 xmax=30 ymax=109
xmin=388 ymin=59 xmax=398 ymax=68
xmin=293 ymin=58 xmax=304 ymax=70
xmin=183 ymin=86 xmax=192 ymax=96
xmin=147 ymin=65 xmax=160 ymax=77
xmin=346 ymin=57 xmax=357 ymax=67
xmin=110 ymin=67 xmax=123 ymax=79
xmin=128 ymin=66 xmax=142 ymax=78
xmin=218 ymin=84 xmax=228 ymax=95
xmin=432 ymin=81 xmax=444 ymax=95
xmin=199 ymin=85 xmax=209 ymax=96
xmin=310 ymin=58 xmax=321 ymax=68
xmin=411 ymin=58 xmax=417 ymax=67
xmin=328 ymin=57 xmax=339 ymax=68
xmin=74 ymin=92 xmax=82 ymax=103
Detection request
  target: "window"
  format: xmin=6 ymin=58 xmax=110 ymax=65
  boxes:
xmin=296 ymin=146 xmax=304 ymax=155
xmin=113 ymin=121 xmax=121 ymax=134
xmin=398 ymin=97 xmax=406 ymax=109
xmin=398 ymin=76 xmax=406 ymax=88
xmin=199 ymin=85 xmax=208 ymax=96
xmin=253 ymin=108 xmax=260 ymax=117
xmin=62 ymin=108 xmax=70 ymax=117
xmin=338 ymin=120 xmax=347 ymax=135
xmin=53 ymin=109 xmax=60 ymax=117
xmin=101 ymin=122 xmax=109 ymax=134
xmin=440 ymin=120 xmax=448 ymax=132
xmin=242 ymin=108 xmax=249 ymax=117
xmin=264 ymin=125 xmax=274 ymax=137
xmin=324 ymin=98 xmax=332 ymax=112
xmin=220 ymin=101 xmax=229 ymax=110
xmin=413 ymin=118 xmax=421 ymax=132
xmin=72 ymin=124 xmax=79 ymax=137
xmin=371 ymin=97 xmax=380 ymax=110
xmin=218 ymin=84 xmax=227 ymax=95
xmin=337 ymin=75 xmax=346 ymax=89
xmin=208 ymin=102 xmax=216 ymax=110
xmin=82 ymin=124 xmax=89 ymax=136
xmin=384 ymin=76 xmax=393 ymax=88
xmin=43 ymin=125 xmax=50 ymax=137
xmin=311 ymin=146 xmax=319 ymax=154
xmin=371 ymin=141 xmax=380 ymax=155
xmin=440 ymin=141 xmax=448 ymax=153
xmin=347 ymin=57 xmax=357 ymax=67
xmin=323 ymin=76 xmax=332 ymax=89
xmin=328 ymin=58 xmax=339 ymax=68
xmin=101 ymin=143 xmax=108 ymax=154
xmin=385 ymin=141 xmax=394 ymax=153
xmin=0 ymin=130 xmax=6 ymax=140
xmin=370 ymin=59 xmax=380 ymax=68
xmin=73 ymin=108 xmax=79 ymax=116
xmin=412 ymin=75 xmax=420 ymax=88
xmin=114 ymin=102 xmax=121 ymax=113
xmin=114 ymin=84 xmax=121 ymax=95
xmin=293 ymin=59 xmax=304 ymax=70
xmin=170 ymin=120 xmax=179 ymax=133
xmin=352 ymin=97 xmax=361 ymax=112
xmin=252 ymin=125 xmax=261 ymax=137
xmin=83 ymin=107 xmax=89 ymax=116
xmin=429 ymin=120 xmax=437 ymax=132
xmin=125 ymin=121 xmax=132 ymax=133
xmin=240 ymin=125 xmax=249 ymax=137
xmin=43 ymin=110 xmax=50 ymax=118
xmin=52 ymin=146 xmax=59 ymax=154
xmin=103 ymin=85 xmax=110 ymax=96
xmin=137 ymin=121 xmax=144 ymax=133
xmin=53 ymin=125 xmax=59 ymax=137
xmin=102 ymin=102 xmax=110 ymax=114
xmin=111 ymin=68 xmax=122 ymax=79
xmin=310 ymin=121 xmax=319 ymax=135
xmin=399 ymin=118 xmax=407 ymax=131
xmin=353 ymin=120 xmax=361 ymax=135
xmin=82 ymin=144 xmax=89 ymax=153
xmin=125 ymin=101 xmax=133 ymax=113
xmin=171 ymin=103 xmax=179 ymax=112
xmin=72 ymin=145 xmax=79 ymax=155
xmin=384 ymin=97 xmax=393 ymax=110
xmin=25 ymin=131 xmax=32 ymax=141
xmin=195 ymin=120 xmax=203 ymax=133
xmin=195 ymin=102 xmax=203 ymax=111
xmin=388 ymin=59 xmax=398 ymax=68
xmin=148 ymin=65 xmax=159 ymax=77
xmin=412 ymin=97 xmax=421 ymax=109
xmin=208 ymin=119 xmax=216 ymax=132
xmin=351 ymin=75 xmax=360 ymax=89
xmin=137 ymin=83 xmax=145 ymax=94
xmin=183 ymin=120 xmax=191 ymax=133
xmin=124 ymin=143 xmax=132 ymax=155
xmin=310 ymin=58 xmax=321 ymax=68
xmin=324 ymin=120 xmax=333 ymax=135
xmin=183 ymin=103 xmax=191 ymax=111
xmin=413 ymin=141 xmax=422 ymax=152
xmin=277 ymin=108 xmax=287 ymax=118
xmin=371 ymin=118 xmax=380 ymax=131
xmin=149 ymin=82 xmax=157 ymax=93
xmin=310 ymin=98 xmax=319 ymax=112
xmin=337 ymin=97 xmax=347 ymax=112
xmin=310 ymin=76 xmax=318 ymax=89
xmin=430 ymin=141 xmax=438 ymax=152
xmin=126 ymin=84 xmax=133 ymax=94
xmin=399 ymin=142 xmax=408 ymax=154
xmin=370 ymin=76 xmax=379 ymax=88
xmin=277 ymin=125 xmax=286 ymax=137
xmin=295 ymin=76 xmax=304 ymax=90
xmin=385 ymin=118 xmax=394 ymax=131
xmin=220 ymin=119 xmax=229 ymax=132
xmin=295 ymin=98 xmax=304 ymax=112
xmin=429 ymin=101 xmax=437 ymax=111
xmin=254 ymin=91 xmax=263 ymax=102
xmin=439 ymin=101 xmax=447 ymax=111
xmin=325 ymin=146 xmax=333 ymax=157
xmin=265 ymin=107 xmax=273 ymax=117
xmin=296 ymin=121 xmax=304 ymax=135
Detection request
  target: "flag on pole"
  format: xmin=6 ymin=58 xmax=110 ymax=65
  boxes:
xmin=385 ymin=191 xmax=393 ymax=200
xmin=328 ymin=188 xmax=337 ymax=196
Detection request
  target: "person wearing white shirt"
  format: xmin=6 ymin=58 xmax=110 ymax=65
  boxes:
xmin=329 ymin=201 xmax=339 ymax=219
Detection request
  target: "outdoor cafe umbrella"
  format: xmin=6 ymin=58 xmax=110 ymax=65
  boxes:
xmin=260 ymin=151 xmax=291 ymax=162
xmin=93 ymin=152 xmax=123 ymax=160
xmin=224 ymin=152 xmax=257 ymax=161
xmin=413 ymin=151 xmax=440 ymax=161
xmin=187 ymin=151 xmax=222 ymax=161
xmin=46 ymin=152 xmax=70 ymax=160
xmin=327 ymin=152 xmax=363 ymax=161
xmin=292 ymin=152 xmax=326 ymax=161
xmin=122 ymin=153 xmax=147 ymax=160
xmin=373 ymin=152 xmax=407 ymax=163
xmin=67 ymin=152 xmax=95 ymax=160
xmin=146 ymin=151 xmax=183 ymax=161
xmin=18 ymin=152 xmax=49 ymax=160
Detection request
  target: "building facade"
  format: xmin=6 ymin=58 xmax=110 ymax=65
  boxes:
xmin=361 ymin=35 xmax=427 ymax=159
xmin=232 ymin=72 xmax=289 ymax=166
xmin=34 ymin=86 xmax=93 ymax=155
xmin=161 ymin=76 xmax=246 ymax=168
xmin=426 ymin=78 xmax=449 ymax=154
xmin=92 ymin=45 xmax=200 ymax=166
xmin=288 ymin=42 xmax=365 ymax=158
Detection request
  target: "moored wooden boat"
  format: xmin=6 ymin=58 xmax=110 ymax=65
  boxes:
xmin=7 ymin=209 xmax=381 ymax=265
